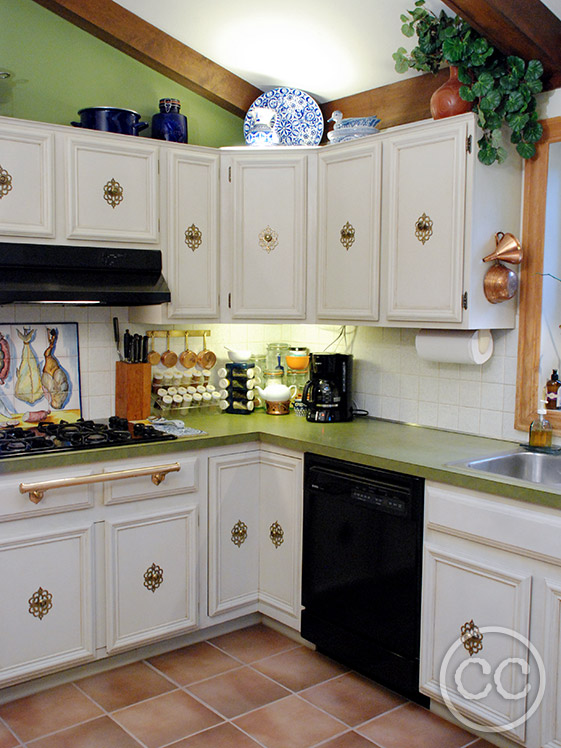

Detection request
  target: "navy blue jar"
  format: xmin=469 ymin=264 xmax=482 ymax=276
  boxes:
xmin=151 ymin=98 xmax=188 ymax=143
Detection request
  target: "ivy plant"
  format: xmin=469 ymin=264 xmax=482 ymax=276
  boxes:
xmin=393 ymin=0 xmax=544 ymax=164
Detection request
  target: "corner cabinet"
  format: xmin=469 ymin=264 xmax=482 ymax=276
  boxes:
xmin=421 ymin=482 xmax=561 ymax=748
xmin=379 ymin=114 xmax=521 ymax=329
xmin=221 ymin=150 xmax=309 ymax=320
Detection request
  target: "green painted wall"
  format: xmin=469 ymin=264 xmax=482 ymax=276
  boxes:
xmin=0 ymin=0 xmax=244 ymax=147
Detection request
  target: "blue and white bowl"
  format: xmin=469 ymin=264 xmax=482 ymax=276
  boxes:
xmin=334 ymin=115 xmax=381 ymax=130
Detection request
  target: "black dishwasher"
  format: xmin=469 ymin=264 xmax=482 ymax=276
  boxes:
xmin=301 ymin=453 xmax=427 ymax=705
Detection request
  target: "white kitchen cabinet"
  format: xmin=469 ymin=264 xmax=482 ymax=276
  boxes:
xmin=0 ymin=523 xmax=95 ymax=687
xmin=380 ymin=113 xmax=521 ymax=329
xmin=165 ymin=147 xmax=220 ymax=319
xmin=317 ymin=139 xmax=381 ymax=322
xmin=65 ymin=133 xmax=159 ymax=243
xmin=0 ymin=121 xmax=55 ymax=238
xmin=421 ymin=482 xmax=561 ymax=748
xmin=221 ymin=150 xmax=308 ymax=320
xmin=207 ymin=445 xmax=303 ymax=629
xmin=207 ymin=449 xmax=260 ymax=617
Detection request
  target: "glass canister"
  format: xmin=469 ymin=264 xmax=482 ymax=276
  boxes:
xmin=286 ymin=369 xmax=309 ymax=401
xmin=151 ymin=98 xmax=188 ymax=143
xmin=266 ymin=343 xmax=289 ymax=378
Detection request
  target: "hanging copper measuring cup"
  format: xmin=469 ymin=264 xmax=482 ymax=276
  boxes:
xmin=160 ymin=331 xmax=178 ymax=367
xmin=179 ymin=331 xmax=197 ymax=369
xmin=146 ymin=334 xmax=161 ymax=365
xmin=197 ymin=333 xmax=217 ymax=370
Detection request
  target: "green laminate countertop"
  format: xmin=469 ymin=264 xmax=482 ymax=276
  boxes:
xmin=1 ymin=413 xmax=559 ymax=509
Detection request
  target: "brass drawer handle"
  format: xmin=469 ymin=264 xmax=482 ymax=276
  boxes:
xmin=231 ymin=519 xmax=248 ymax=547
xmin=269 ymin=520 xmax=284 ymax=548
xmin=143 ymin=562 xmax=164 ymax=592
xmin=259 ymin=226 xmax=278 ymax=253
xmin=103 ymin=177 xmax=124 ymax=208
xmin=415 ymin=212 xmax=433 ymax=244
xmin=185 ymin=223 xmax=202 ymax=251
xmin=340 ymin=221 xmax=355 ymax=250
xmin=29 ymin=586 xmax=53 ymax=620
xmin=0 ymin=164 xmax=13 ymax=198
xmin=461 ymin=619 xmax=483 ymax=656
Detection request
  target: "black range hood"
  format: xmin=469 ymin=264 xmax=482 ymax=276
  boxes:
xmin=0 ymin=244 xmax=171 ymax=306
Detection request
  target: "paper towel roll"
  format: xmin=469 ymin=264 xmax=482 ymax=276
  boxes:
xmin=415 ymin=329 xmax=493 ymax=365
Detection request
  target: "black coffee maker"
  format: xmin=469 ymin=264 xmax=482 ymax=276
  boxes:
xmin=302 ymin=353 xmax=353 ymax=422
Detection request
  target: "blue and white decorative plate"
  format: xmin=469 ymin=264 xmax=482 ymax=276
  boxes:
xmin=244 ymin=87 xmax=324 ymax=146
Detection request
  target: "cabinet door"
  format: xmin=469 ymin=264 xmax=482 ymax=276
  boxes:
xmin=317 ymin=141 xmax=381 ymax=320
xmin=0 ymin=124 xmax=55 ymax=237
xmin=228 ymin=153 xmax=307 ymax=319
xmin=259 ymin=450 xmax=303 ymax=629
xmin=167 ymin=148 xmax=220 ymax=318
xmin=420 ymin=543 xmax=532 ymax=743
xmin=105 ymin=507 xmax=198 ymax=653
xmin=65 ymin=135 xmax=158 ymax=242
xmin=542 ymin=579 xmax=561 ymax=748
xmin=208 ymin=451 xmax=260 ymax=617
xmin=0 ymin=524 xmax=95 ymax=686
xmin=384 ymin=120 xmax=467 ymax=322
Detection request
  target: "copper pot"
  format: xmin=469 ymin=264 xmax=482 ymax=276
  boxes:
xmin=179 ymin=332 xmax=197 ymax=369
xmin=197 ymin=333 xmax=216 ymax=370
xmin=483 ymin=260 xmax=518 ymax=304
xmin=160 ymin=332 xmax=178 ymax=367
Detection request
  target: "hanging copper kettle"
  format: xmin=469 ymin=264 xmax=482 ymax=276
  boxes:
xmin=482 ymin=232 xmax=523 ymax=304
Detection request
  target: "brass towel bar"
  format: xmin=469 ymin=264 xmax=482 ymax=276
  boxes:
xmin=19 ymin=463 xmax=181 ymax=504
xmin=146 ymin=330 xmax=210 ymax=339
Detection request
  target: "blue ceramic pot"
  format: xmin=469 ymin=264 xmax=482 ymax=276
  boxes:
xmin=71 ymin=107 xmax=148 ymax=135
xmin=151 ymin=98 xmax=188 ymax=143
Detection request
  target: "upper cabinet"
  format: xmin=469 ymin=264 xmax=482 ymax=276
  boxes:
xmin=379 ymin=114 xmax=521 ymax=329
xmin=65 ymin=134 xmax=159 ymax=243
xmin=317 ymin=140 xmax=381 ymax=322
xmin=165 ymin=147 xmax=220 ymax=319
xmin=221 ymin=150 xmax=309 ymax=320
xmin=0 ymin=121 xmax=55 ymax=238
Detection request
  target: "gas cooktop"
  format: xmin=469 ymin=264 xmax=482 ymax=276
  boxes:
xmin=0 ymin=417 xmax=176 ymax=459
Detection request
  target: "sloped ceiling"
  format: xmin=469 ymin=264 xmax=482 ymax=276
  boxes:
xmin=31 ymin=0 xmax=561 ymax=127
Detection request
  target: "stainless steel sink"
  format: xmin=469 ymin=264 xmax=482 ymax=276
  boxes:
xmin=449 ymin=450 xmax=561 ymax=488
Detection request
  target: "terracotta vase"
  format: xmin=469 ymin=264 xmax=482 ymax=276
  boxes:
xmin=430 ymin=66 xmax=473 ymax=120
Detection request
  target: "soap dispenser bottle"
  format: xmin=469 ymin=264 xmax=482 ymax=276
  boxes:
xmin=529 ymin=401 xmax=553 ymax=448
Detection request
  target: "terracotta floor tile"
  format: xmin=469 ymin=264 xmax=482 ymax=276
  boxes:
xmin=0 ymin=683 xmax=102 ymax=743
xmin=233 ymin=694 xmax=346 ymax=748
xmin=148 ymin=641 xmax=240 ymax=684
xmin=357 ymin=702 xmax=475 ymax=748
xmin=111 ymin=689 xmax=223 ymax=748
xmin=0 ymin=721 xmax=19 ymax=748
xmin=187 ymin=666 xmax=290 ymax=718
xmin=167 ymin=722 xmax=263 ymax=747
xmin=300 ymin=672 xmax=405 ymax=726
xmin=26 ymin=716 xmax=142 ymax=748
xmin=209 ymin=623 xmax=297 ymax=663
xmin=253 ymin=646 xmax=348 ymax=691
xmin=76 ymin=660 xmax=175 ymax=710
xmin=319 ymin=732 xmax=382 ymax=748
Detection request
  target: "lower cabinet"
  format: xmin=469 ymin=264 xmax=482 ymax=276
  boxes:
xmin=208 ymin=445 xmax=303 ymax=629
xmin=421 ymin=482 xmax=561 ymax=748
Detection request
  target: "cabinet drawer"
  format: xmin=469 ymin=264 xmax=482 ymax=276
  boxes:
xmin=103 ymin=456 xmax=198 ymax=505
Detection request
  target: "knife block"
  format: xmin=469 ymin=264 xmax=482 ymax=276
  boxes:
xmin=115 ymin=362 xmax=151 ymax=421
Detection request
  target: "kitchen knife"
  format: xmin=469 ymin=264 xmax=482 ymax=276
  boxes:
xmin=112 ymin=317 xmax=123 ymax=361
xmin=141 ymin=335 xmax=149 ymax=363
xmin=132 ymin=334 xmax=142 ymax=363
xmin=123 ymin=329 xmax=132 ymax=362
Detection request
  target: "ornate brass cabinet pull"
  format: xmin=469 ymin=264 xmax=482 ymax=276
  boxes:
xmin=0 ymin=165 xmax=13 ymax=198
xmin=258 ymin=226 xmax=278 ymax=253
xmin=143 ymin=562 xmax=164 ymax=592
xmin=269 ymin=521 xmax=284 ymax=548
xmin=28 ymin=587 xmax=53 ymax=620
xmin=340 ymin=221 xmax=355 ymax=250
xmin=103 ymin=178 xmax=124 ymax=209
xmin=185 ymin=223 xmax=202 ymax=252
xmin=460 ymin=619 xmax=483 ymax=656
xmin=415 ymin=212 xmax=433 ymax=244
xmin=231 ymin=519 xmax=248 ymax=547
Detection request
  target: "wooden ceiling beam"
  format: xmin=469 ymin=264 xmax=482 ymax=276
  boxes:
xmin=31 ymin=0 xmax=262 ymax=118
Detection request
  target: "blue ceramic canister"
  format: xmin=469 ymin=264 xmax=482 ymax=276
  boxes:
xmin=151 ymin=98 xmax=188 ymax=143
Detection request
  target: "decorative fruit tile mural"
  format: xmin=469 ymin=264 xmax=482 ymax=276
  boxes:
xmin=0 ymin=323 xmax=81 ymax=427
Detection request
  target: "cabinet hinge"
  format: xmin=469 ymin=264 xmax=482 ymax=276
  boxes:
xmin=228 ymin=292 xmax=232 ymax=309
xmin=462 ymin=291 xmax=468 ymax=310
xmin=466 ymin=135 xmax=472 ymax=154
xmin=228 ymin=166 xmax=232 ymax=183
